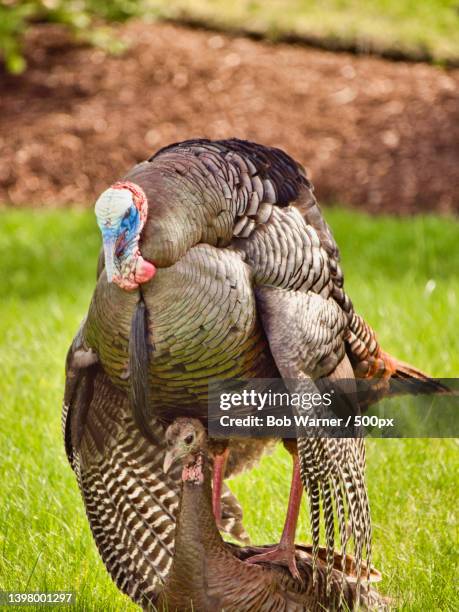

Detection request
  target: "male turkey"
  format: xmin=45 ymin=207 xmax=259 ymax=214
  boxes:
xmin=157 ymin=417 xmax=388 ymax=612
xmin=65 ymin=138 xmax=444 ymax=602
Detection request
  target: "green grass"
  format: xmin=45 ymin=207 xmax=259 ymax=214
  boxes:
xmin=155 ymin=0 xmax=459 ymax=64
xmin=0 ymin=208 xmax=457 ymax=610
xmin=4 ymin=0 xmax=458 ymax=75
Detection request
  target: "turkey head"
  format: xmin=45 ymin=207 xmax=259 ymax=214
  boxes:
xmin=94 ymin=181 xmax=155 ymax=290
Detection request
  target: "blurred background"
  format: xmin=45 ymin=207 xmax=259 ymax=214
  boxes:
xmin=0 ymin=2 xmax=458 ymax=610
xmin=0 ymin=0 xmax=458 ymax=211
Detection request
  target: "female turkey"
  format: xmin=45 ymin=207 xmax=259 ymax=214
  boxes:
xmin=63 ymin=356 xmax=262 ymax=607
xmin=157 ymin=417 xmax=388 ymax=612
xmin=66 ymin=138 xmax=444 ymax=599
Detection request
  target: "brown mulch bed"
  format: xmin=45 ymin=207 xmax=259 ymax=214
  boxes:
xmin=0 ymin=21 xmax=458 ymax=213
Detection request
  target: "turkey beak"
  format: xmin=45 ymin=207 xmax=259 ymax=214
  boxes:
xmin=102 ymin=235 xmax=117 ymax=283
xmin=163 ymin=449 xmax=176 ymax=474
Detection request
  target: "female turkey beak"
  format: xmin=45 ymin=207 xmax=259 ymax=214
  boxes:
xmin=163 ymin=449 xmax=178 ymax=474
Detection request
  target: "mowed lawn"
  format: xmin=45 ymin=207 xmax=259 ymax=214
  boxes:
xmin=0 ymin=208 xmax=457 ymax=610
xmin=156 ymin=0 xmax=459 ymax=63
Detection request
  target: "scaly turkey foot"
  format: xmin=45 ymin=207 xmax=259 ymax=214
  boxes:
xmin=212 ymin=447 xmax=229 ymax=525
xmin=246 ymin=545 xmax=302 ymax=582
xmin=245 ymin=456 xmax=304 ymax=581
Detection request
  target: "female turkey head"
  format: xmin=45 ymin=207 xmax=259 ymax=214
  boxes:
xmin=163 ymin=418 xmax=207 ymax=484
xmin=94 ymin=181 xmax=156 ymax=291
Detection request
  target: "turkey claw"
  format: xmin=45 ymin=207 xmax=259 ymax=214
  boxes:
xmin=246 ymin=546 xmax=303 ymax=583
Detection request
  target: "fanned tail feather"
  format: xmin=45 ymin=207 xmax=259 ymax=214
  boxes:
xmin=298 ymin=436 xmax=372 ymax=600
xmin=298 ymin=437 xmax=330 ymax=588
xmin=321 ymin=479 xmax=335 ymax=596
xmin=306 ymin=479 xmax=321 ymax=586
xmin=338 ymin=440 xmax=372 ymax=603
xmin=332 ymin=475 xmax=349 ymax=608
xmin=386 ymin=351 xmax=450 ymax=395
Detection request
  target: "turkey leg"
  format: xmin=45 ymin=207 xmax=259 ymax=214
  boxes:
xmin=246 ymin=454 xmax=303 ymax=581
xmin=212 ymin=447 xmax=229 ymax=527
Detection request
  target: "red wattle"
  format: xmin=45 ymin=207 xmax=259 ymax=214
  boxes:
xmin=182 ymin=461 xmax=204 ymax=484
xmin=135 ymin=256 xmax=156 ymax=284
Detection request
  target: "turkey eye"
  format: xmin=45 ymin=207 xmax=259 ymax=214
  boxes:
xmin=184 ymin=434 xmax=194 ymax=445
